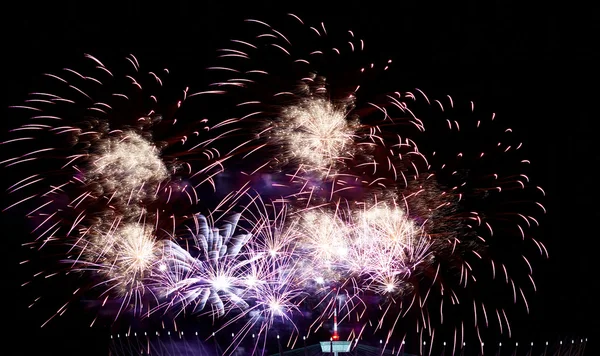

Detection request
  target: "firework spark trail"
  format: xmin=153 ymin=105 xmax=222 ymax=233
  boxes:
xmin=5 ymin=13 xmax=548 ymax=355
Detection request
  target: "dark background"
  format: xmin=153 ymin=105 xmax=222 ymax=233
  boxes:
xmin=2 ymin=1 xmax=597 ymax=355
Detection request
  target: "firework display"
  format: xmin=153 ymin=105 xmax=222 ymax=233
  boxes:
xmin=5 ymin=14 xmax=547 ymax=355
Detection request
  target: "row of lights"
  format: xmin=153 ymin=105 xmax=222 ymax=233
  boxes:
xmin=111 ymin=332 xmax=589 ymax=346
xmin=375 ymin=339 xmax=589 ymax=346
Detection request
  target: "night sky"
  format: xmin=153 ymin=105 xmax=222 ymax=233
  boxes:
xmin=2 ymin=1 xmax=597 ymax=355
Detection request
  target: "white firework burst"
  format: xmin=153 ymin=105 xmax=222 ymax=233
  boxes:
xmin=151 ymin=214 xmax=252 ymax=317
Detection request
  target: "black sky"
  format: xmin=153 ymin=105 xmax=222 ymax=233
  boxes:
xmin=2 ymin=1 xmax=598 ymax=355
